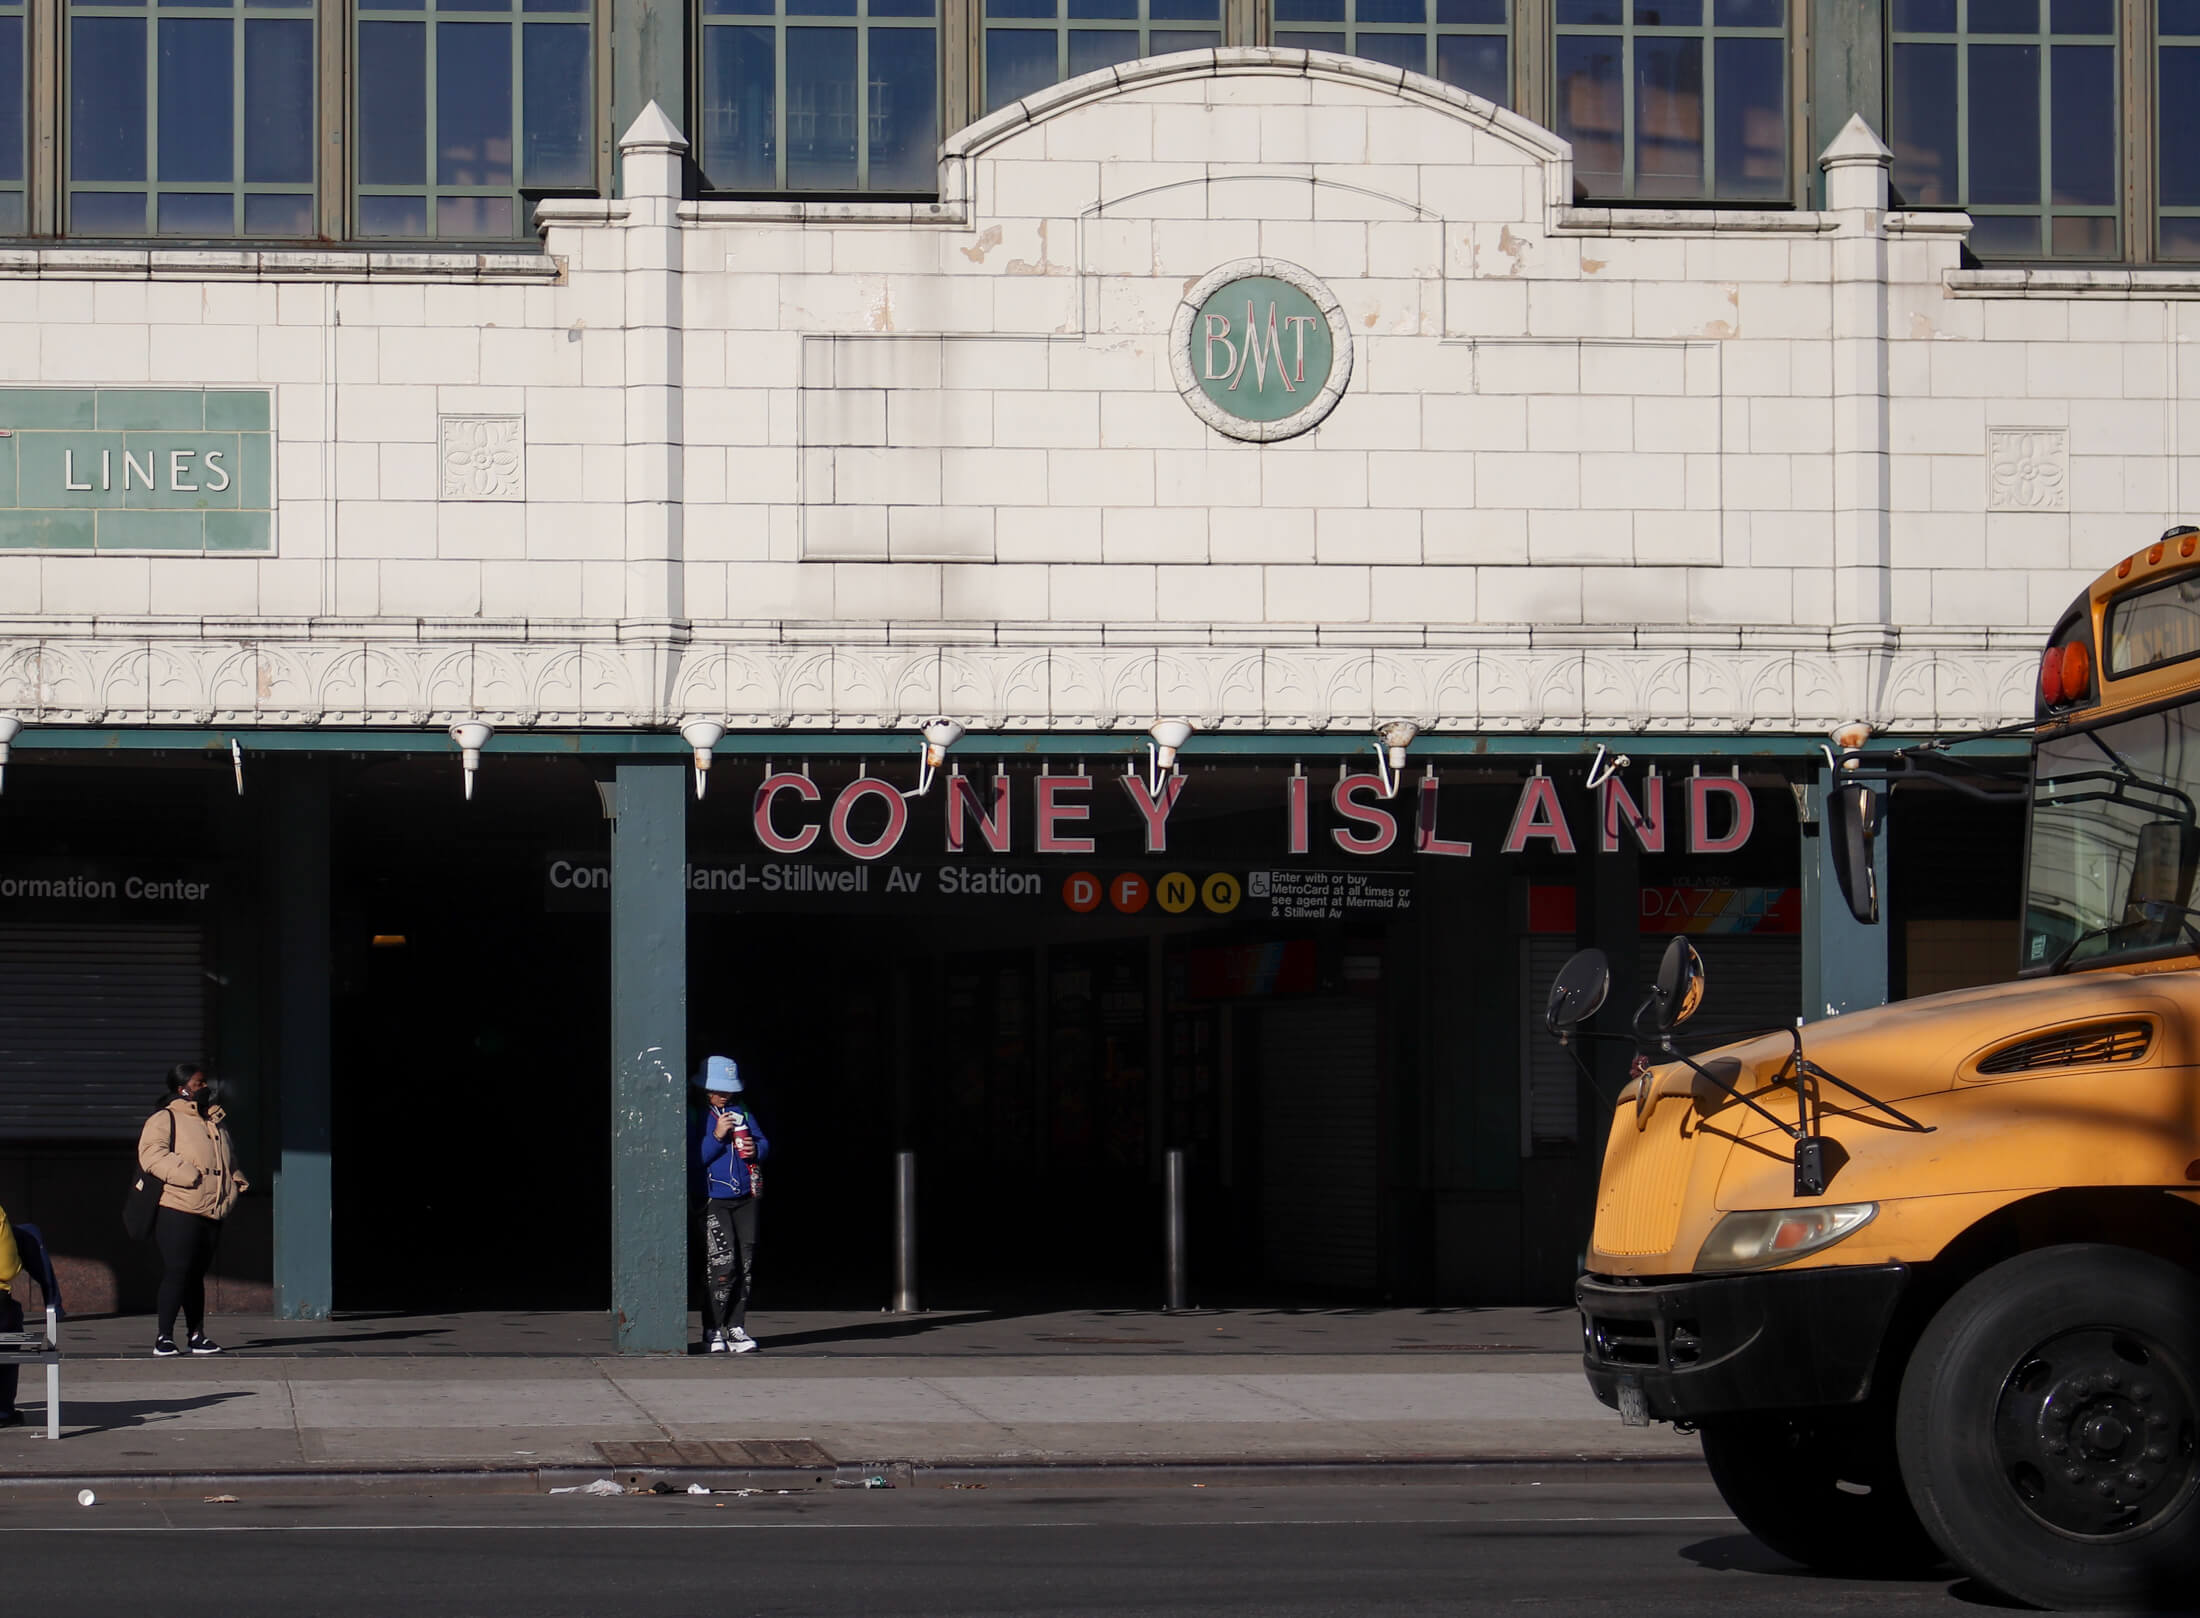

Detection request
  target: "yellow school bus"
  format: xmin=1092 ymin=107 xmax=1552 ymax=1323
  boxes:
xmin=1551 ymin=526 xmax=2200 ymax=1610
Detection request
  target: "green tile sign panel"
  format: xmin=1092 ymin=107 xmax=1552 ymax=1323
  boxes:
xmin=0 ymin=388 xmax=274 ymax=553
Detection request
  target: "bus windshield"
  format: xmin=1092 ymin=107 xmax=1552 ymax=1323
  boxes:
xmin=2024 ymin=704 xmax=2200 ymax=973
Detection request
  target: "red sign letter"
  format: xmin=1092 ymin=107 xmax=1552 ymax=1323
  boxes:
xmin=1600 ymin=773 xmax=1666 ymax=854
xmin=1035 ymin=774 xmax=1095 ymax=854
xmin=947 ymin=772 xmax=1012 ymax=854
xmin=1331 ymin=774 xmax=1399 ymax=855
xmin=1503 ymin=775 xmax=1577 ymax=854
xmin=754 ymin=772 xmax=820 ymax=854
xmin=1119 ymin=773 xmax=1186 ymax=854
xmin=1688 ymin=776 xmax=1755 ymax=855
xmin=1286 ymin=773 xmax=1310 ymax=855
xmin=828 ymin=777 xmax=909 ymax=861
xmin=1415 ymin=776 xmax=1472 ymax=858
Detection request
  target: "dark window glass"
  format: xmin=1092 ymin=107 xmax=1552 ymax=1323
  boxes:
xmin=1555 ymin=34 xmax=1622 ymax=193
xmin=784 ymin=26 xmax=857 ymax=189
xmin=437 ymin=21 xmax=513 ymax=187
xmin=985 ymin=25 xmax=1055 ymax=107
xmin=357 ymin=20 xmax=426 ymax=185
xmin=68 ymin=0 xmax=318 ymax=238
xmin=71 ymin=17 xmax=148 ymax=184
xmin=523 ymin=22 xmax=592 ymax=185
xmin=244 ymin=18 xmax=314 ymax=184
xmin=1891 ymin=0 xmax=2115 ymax=259
xmin=357 ymin=0 xmax=592 ymax=238
xmin=702 ymin=0 xmax=938 ymax=192
xmin=1967 ymin=44 xmax=2039 ymax=205
xmin=1712 ymin=33 xmax=1783 ymax=197
xmin=159 ymin=19 xmax=235 ymax=186
xmin=2162 ymin=5 xmax=2200 ymax=256
xmin=700 ymin=24 xmax=776 ymax=188
xmin=1555 ymin=0 xmax=1783 ymax=200
xmin=0 ymin=16 xmax=25 ymax=194
xmin=1891 ymin=41 xmax=1955 ymax=203
xmin=1434 ymin=28 xmax=1505 ymax=100
xmin=869 ymin=22 xmax=935 ymax=189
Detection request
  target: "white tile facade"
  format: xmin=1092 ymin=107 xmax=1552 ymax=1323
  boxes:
xmin=0 ymin=55 xmax=2190 ymax=735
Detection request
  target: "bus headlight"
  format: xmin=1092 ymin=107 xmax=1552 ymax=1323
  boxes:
xmin=1693 ymin=1203 xmax=1878 ymax=1273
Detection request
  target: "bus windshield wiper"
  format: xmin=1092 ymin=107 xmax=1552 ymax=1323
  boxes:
xmin=2046 ymin=921 xmax=2143 ymax=974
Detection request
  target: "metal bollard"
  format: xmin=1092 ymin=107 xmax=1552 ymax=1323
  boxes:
xmin=892 ymin=1150 xmax=919 ymax=1314
xmin=1164 ymin=1148 xmax=1188 ymax=1312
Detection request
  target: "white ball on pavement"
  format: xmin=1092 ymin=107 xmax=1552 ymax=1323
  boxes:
xmin=76 ymin=1489 xmax=95 ymax=1507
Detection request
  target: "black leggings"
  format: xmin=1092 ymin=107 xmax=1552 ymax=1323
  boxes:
xmin=155 ymin=1208 xmax=221 ymax=1342
xmin=699 ymin=1197 xmax=759 ymax=1333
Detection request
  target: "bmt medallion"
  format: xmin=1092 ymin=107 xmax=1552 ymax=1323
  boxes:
xmin=1170 ymin=258 xmax=1353 ymax=442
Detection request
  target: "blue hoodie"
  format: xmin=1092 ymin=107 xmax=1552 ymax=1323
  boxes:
xmin=692 ymin=1104 xmax=770 ymax=1200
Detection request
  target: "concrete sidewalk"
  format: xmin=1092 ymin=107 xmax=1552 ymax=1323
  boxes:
xmin=0 ymin=1307 xmax=1697 ymax=1484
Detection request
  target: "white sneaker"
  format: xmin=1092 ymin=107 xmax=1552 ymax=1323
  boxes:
xmin=706 ymin=1331 xmax=730 ymax=1354
xmin=728 ymin=1328 xmax=758 ymax=1354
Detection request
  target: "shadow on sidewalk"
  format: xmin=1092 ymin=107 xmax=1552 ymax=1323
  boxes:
xmin=234 ymin=1328 xmax=453 ymax=1350
xmin=31 ymin=1391 xmax=259 ymax=1438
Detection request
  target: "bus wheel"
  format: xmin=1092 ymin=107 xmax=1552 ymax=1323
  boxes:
xmin=1897 ymin=1244 xmax=2200 ymax=1610
xmin=1698 ymin=1405 xmax=1944 ymax=1576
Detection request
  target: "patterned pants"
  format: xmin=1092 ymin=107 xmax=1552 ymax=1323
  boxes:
xmin=699 ymin=1196 xmax=759 ymax=1333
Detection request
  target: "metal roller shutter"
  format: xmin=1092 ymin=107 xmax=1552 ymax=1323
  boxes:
xmin=1520 ymin=934 xmax=1803 ymax=1157
xmin=1259 ymin=999 xmax=1381 ymax=1290
xmin=0 ymin=923 xmax=207 ymax=1139
xmin=1522 ymin=936 xmax=1584 ymax=1153
xmin=1637 ymin=936 xmax=1801 ymax=1042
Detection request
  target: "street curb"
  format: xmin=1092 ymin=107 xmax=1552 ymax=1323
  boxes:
xmin=0 ymin=1454 xmax=1707 ymax=1503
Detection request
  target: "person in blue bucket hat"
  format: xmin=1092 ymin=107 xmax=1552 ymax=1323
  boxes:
xmin=690 ymin=1055 xmax=770 ymax=1354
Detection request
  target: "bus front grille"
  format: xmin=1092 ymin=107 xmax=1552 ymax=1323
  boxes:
xmin=1592 ymin=1100 xmax=1695 ymax=1258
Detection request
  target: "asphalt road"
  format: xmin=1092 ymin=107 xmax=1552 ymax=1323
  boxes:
xmin=1 ymin=1474 xmax=2035 ymax=1617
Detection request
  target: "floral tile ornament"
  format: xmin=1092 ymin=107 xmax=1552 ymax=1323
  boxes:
xmin=1986 ymin=427 xmax=2069 ymax=513
xmin=439 ymin=415 xmax=525 ymax=501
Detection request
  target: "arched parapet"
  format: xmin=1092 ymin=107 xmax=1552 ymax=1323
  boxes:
xmin=938 ymin=46 xmax=1576 ymax=231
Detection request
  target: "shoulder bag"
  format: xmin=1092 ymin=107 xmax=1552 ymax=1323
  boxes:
xmin=123 ymin=1109 xmax=175 ymax=1241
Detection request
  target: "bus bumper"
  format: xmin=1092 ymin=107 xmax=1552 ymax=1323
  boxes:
xmin=1576 ymin=1263 xmax=1910 ymax=1424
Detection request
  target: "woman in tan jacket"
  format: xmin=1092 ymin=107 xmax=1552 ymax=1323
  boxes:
xmin=136 ymin=1062 xmax=248 ymax=1357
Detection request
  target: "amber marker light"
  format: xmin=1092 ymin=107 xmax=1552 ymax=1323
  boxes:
xmin=2120 ymin=557 xmax=2134 ymax=577
xmin=2150 ymin=543 xmax=2166 ymax=565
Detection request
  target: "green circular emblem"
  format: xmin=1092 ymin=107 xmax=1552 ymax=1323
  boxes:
xmin=1171 ymin=259 xmax=1352 ymax=442
xmin=1193 ymin=277 xmax=1334 ymax=424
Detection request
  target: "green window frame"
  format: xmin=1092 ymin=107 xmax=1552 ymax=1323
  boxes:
xmin=2161 ymin=1 xmax=2200 ymax=259
xmin=982 ymin=0 xmax=1221 ymax=116
xmin=1889 ymin=0 xmax=2119 ymax=260
xmin=698 ymin=0 xmax=940 ymax=194
xmin=0 ymin=0 xmax=22 ymax=234
xmin=64 ymin=0 xmax=319 ymax=238
xmin=1269 ymin=0 xmax=1509 ymax=109
xmin=354 ymin=0 xmax=596 ymax=241
xmin=1551 ymin=0 xmax=1789 ymax=202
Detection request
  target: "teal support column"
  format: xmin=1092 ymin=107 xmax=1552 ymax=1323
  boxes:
xmin=272 ymin=761 xmax=332 ymax=1320
xmin=1809 ymin=0 xmax=1887 ymax=205
xmin=611 ymin=0 xmax=689 ymax=191
xmin=610 ymin=762 xmax=688 ymax=1355
xmin=1801 ymin=772 xmax=1892 ymax=1021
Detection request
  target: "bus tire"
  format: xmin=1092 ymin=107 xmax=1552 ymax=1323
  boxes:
xmin=1698 ymin=1405 xmax=1944 ymax=1576
xmin=1896 ymin=1244 xmax=2200 ymax=1610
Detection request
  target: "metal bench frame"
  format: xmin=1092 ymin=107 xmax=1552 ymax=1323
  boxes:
xmin=0 ymin=1297 xmax=59 ymax=1441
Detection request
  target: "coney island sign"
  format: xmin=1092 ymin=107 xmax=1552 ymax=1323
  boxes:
xmin=1170 ymin=259 xmax=1353 ymax=442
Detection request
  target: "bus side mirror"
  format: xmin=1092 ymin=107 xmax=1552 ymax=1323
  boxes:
xmin=1545 ymin=948 xmax=1611 ymax=1039
xmin=1824 ymin=780 xmax=1880 ymax=926
xmin=1652 ymin=937 xmax=1706 ymax=1032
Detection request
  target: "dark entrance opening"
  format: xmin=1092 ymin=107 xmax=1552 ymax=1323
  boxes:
xmin=329 ymin=753 xmax=609 ymax=1311
xmin=683 ymin=757 xmax=1423 ymax=1312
